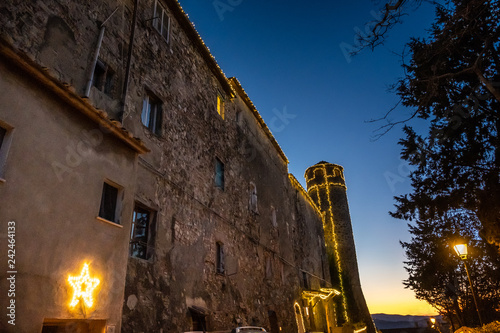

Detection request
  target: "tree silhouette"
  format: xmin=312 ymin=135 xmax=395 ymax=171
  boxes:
xmin=401 ymin=211 xmax=500 ymax=329
xmin=384 ymin=0 xmax=500 ymax=247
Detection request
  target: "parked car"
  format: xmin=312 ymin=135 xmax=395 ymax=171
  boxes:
xmin=231 ymin=326 xmax=267 ymax=333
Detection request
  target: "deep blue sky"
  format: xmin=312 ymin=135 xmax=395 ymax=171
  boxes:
xmin=179 ymin=0 xmax=437 ymax=315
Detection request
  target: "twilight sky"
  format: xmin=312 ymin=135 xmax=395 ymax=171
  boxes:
xmin=178 ymin=0 xmax=438 ymax=315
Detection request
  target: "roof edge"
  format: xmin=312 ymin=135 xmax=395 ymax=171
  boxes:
xmin=0 ymin=36 xmax=149 ymax=154
xmin=229 ymin=77 xmax=289 ymax=165
xmin=167 ymin=0 xmax=235 ymax=98
xmin=288 ymin=174 xmax=323 ymax=218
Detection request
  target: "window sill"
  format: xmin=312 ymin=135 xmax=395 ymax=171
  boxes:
xmin=130 ymin=255 xmax=154 ymax=263
xmin=96 ymin=216 xmax=123 ymax=228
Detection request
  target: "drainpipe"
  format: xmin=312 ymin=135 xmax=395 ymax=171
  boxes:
xmin=84 ymin=7 xmax=119 ymax=97
xmin=118 ymin=0 xmax=138 ymax=122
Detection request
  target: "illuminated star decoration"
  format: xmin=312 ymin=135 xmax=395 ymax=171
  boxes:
xmin=68 ymin=263 xmax=100 ymax=308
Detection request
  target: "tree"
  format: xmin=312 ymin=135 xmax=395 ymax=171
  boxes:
xmin=401 ymin=210 xmax=500 ymax=329
xmin=384 ymin=0 xmax=500 ymax=247
xmin=353 ymin=0 xmax=429 ymax=53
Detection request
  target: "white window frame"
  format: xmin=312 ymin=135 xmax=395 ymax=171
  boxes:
xmin=141 ymin=91 xmax=162 ymax=136
xmin=153 ymin=0 xmax=171 ymax=43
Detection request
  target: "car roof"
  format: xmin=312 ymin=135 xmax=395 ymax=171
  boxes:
xmin=236 ymin=327 xmax=267 ymax=332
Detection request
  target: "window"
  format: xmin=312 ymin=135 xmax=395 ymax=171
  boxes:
xmin=141 ymin=91 xmax=163 ymax=135
xmin=0 ymin=122 xmax=13 ymax=180
xmin=271 ymin=207 xmax=278 ymax=228
xmin=153 ymin=0 xmax=171 ymax=42
xmin=130 ymin=204 xmax=156 ymax=260
xmin=215 ymin=158 xmax=224 ymax=190
xmin=0 ymin=126 xmax=6 ymax=149
xmin=98 ymin=182 xmax=120 ymax=224
xmin=216 ymin=242 xmax=225 ymax=274
xmin=302 ymin=271 xmax=309 ymax=289
xmin=92 ymin=59 xmax=114 ymax=97
xmin=217 ymin=93 xmax=225 ymax=119
xmin=249 ymin=182 xmax=258 ymax=214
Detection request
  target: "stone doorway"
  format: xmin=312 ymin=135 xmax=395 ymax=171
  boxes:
xmin=41 ymin=319 xmax=106 ymax=333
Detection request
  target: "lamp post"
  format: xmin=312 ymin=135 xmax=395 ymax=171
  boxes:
xmin=453 ymin=243 xmax=484 ymax=326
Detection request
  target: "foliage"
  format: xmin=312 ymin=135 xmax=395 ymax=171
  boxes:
xmin=455 ymin=321 xmax=500 ymax=332
xmin=387 ymin=0 xmax=500 ymax=246
xmin=401 ymin=211 xmax=500 ymax=328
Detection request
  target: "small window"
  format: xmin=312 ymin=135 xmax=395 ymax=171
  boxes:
xmin=98 ymin=182 xmax=120 ymax=224
xmin=217 ymin=93 xmax=225 ymax=119
xmin=141 ymin=91 xmax=163 ymax=136
xmin=153 ymin=0 xmax=171 ymax=42
xmin=92 ymin=59 xmax=114 ymax=97
xmin=249 ymin=182 xmax=258 ymax=214
xmin=216 ymin=242 xmax=225 ymax=274
xmin=266 ymin=256 xmax=273 ymax=280
xmin=271 ymin=207 xmax=278 ymax=228
xmin=302 ymin=271 xmax=309 ymax=289
xmin=130 ymin=204 xmax=156 ymax=260
xmin=0 ymin=126 xmax=6 ymax=149
xmin=0 ymin=122 xmax=13 ymax=180
xmin=215 ymin=158 xmax=224 ymax=190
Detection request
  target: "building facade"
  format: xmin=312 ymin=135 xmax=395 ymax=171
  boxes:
xmin=0 ymin=0 xmax=373 ymax=332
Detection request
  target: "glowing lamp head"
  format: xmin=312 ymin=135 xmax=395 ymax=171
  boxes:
xmin=454 ymin=243 xmax=468 ymax=260
xmin=430 ymin=318 xmax=436 ymax=324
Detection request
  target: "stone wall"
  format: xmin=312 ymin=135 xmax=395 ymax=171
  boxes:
xmin=1 ymin=0 xmax=341 ymax=331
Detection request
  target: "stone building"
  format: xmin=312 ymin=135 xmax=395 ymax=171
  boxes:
xmin=0 ymin=0 xmax=374 ymax=332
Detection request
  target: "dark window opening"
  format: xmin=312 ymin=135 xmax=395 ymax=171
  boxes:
xmin=141 ymin=92 xmax=163 ymax=136
xmin=92 ymin=59 xmax=114 ymax=97
xmin=302 ymin=271 xmax=309 ymax=289
xmin=191 ymin=312 xmax=207 ymax=331
xmin=130 ymin=204 xmax=156 ymax=260
xmin=99 ymin=182 xmax=119 ymax=223
xmin=104 ymin=66 xmax=115 ymax=95
xmin=215 ymin=158 xmax=224 ymax=190
xmin=216 ymin=242 xmax=225 ymax=274
xmin=0 ymin=126 xmax=6 ymax=149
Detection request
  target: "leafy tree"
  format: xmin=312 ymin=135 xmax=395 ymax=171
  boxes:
xmin=384 ymin=0 xmax=500 ymax=246
xmin=401 ymin=211 xmax=500 ymax=329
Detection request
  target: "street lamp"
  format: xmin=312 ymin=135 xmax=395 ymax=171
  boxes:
xmin=453 ymin=242 xmax=484 ymax=326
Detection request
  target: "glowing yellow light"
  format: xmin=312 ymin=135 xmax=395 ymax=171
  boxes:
xmin=302 ymin=288 xmax=341 ymax=301
xmin=430 ymin=318 xmax=436 ymax=324
xmin=354 ymin=327 xmax=367 ymax=333
xmin=294 ymin=302 xmax=306 ymax=333
xmin=305 ymin=164 xmax=349 ymax=322
xmin=217 ymin=94 xmax=225 ymax=119
xmin=68 ymin=263 xmax=100 ymax=308
xmin=454 ymin=243 xmax=467 ymax=259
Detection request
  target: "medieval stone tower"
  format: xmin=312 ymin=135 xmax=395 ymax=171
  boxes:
xmin=305 ymin=161 xmax=375 ymax=333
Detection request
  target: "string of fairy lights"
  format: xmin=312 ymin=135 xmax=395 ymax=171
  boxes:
xmin=305 ymin=164 xmax=350 ymax=323
xmin=68 ymin=262 xmax=100 ymax=309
